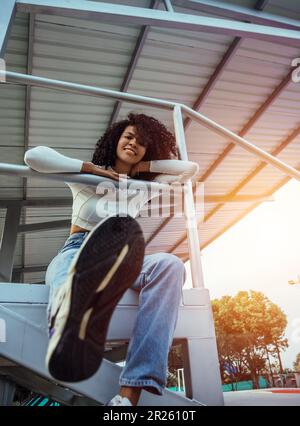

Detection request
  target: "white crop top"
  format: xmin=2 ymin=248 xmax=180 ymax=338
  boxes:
xmin=24 ymin=146 xmax=199 ymax=231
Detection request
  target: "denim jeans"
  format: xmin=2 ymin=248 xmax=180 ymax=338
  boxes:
xmin=45 ymin=231 xmax=186 ymax=396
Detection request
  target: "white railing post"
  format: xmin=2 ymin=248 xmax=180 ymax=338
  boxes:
xmin=173 ymin=105 xmax=224 ymax=405
xmin=173 ymin=105 xmax=205 ymax=289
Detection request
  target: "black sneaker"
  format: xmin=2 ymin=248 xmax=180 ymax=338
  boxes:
xmin=45 ymin=214 xmax=145 ymax=382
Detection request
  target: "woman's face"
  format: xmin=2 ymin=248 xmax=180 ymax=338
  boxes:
xmin=116 ymin=125 xmax=146 ymax=165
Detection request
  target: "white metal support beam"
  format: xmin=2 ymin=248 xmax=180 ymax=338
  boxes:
xmin=0 ymin=0 xmax=17 ymax=58
xmin=16 ymin=0 xmax=300 ymax=47
xmin=173 ymin=105 xmax=205 ymax=289
xmin=172 ymin=0 xmax=300 ymax=31
xmin=18 ymin=219 xmax=70 ymax=234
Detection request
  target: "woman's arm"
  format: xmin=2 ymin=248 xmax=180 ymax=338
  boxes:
xmin=24 ymin=146 xmax=84 ymax=173
xmin=150 ymin=159 xmax=199 ymax=183
xmin=130 ymin=159 xmax=199 ymax=183
xmin=150 ymin=159 xmax=199 ymax=178
xmin=24 ymin=146 xmax=121 ymax=181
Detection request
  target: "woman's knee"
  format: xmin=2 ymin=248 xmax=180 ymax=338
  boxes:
xmin=155 ymin=253 xmax=186 ymax=283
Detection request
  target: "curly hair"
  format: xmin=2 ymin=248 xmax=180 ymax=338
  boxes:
xmin=91 ymin=112 xmax=179 ymax=181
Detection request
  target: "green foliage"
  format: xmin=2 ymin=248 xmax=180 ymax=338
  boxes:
xmin=212 ymin=291 xmax=288 ymax=388
xmin=293 ymin=353 xmax=300 ymax=372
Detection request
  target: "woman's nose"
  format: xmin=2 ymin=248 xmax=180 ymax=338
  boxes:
xmin=129 ymin=140 xmax=137 ymax=147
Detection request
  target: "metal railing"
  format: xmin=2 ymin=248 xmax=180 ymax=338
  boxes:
xmin=1 ymin=70 xmax=300 ymax=289
xmin=2 ymin=70 xmax=299 ymax=181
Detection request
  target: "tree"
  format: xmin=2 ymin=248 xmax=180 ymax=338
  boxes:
xmin=293 ymin=353 xmax=300 ymax=372
xmin=212 ymin=291 xmax=288 ymax=389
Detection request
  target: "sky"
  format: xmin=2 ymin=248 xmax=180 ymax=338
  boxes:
xmin=184 ymin=178 xmax=300 ymax=369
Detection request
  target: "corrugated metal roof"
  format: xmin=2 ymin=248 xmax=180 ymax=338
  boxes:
xmin=1 ymin=0 xmax=300 ymax=283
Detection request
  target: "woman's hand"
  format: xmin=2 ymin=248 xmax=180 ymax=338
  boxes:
xmin=129 ymin=161 xmax=150 ymax=178
xmin=81 ymin=162 xmax=121 ymax=182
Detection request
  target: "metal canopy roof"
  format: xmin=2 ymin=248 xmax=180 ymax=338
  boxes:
xmin=1 ymin=0 xmax=300 ymax=284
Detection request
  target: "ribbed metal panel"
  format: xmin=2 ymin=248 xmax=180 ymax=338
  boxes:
xmin=119 ymin=17 xmax=234 ymax=120
xmin=24 ymin=233 xmax=68 ymax=266
xmin=25 ymin=4 xmax=144 ymax=208
xmin=29 ymin=12 xmax=141 ymax=154
xmin=128 ymin=1 xmax=300 ymax=254
xmin=266 ymin=0 xmax=300 ymax=17
xmin=21 ymin=271 xmax=45 ymax=284
xmin=0 ymin=12 xmax=28 ymax=200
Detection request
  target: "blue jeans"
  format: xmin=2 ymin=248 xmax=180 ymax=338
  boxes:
xmin=45 ymin=231 xmax=186 ymax=396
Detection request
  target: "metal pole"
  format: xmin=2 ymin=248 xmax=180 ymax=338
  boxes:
xmin=173 ymin=105 xmax=205 ymax=289
xmin=0 ymin=162 xmax=172 ymax=193
xmin=182 ymin=104 xmax=300 ymax=182
xmin=2 ymin=71 xmax=300 ymax=182
xmin=0 ymin=70 xmax=174 ymax=110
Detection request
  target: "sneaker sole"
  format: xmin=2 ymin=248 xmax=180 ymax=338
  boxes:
xmin=45 ymin=214 xmax=145 ymax=382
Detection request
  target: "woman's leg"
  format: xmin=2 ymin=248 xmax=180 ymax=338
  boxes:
xmin=45 ymin=215 xmax=145 ymax=383
xmin=118 ymin=252 xmax=186 ymax=403
xmin=45 ymin=232 xmax=88 ymax=329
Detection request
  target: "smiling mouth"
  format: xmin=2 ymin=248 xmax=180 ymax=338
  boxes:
xmin=124 ymin=148 xmax=136 ymax=155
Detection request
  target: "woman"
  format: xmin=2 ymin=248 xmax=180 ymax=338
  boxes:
xmin=24 ymin=113 xmax=199 ymax=406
